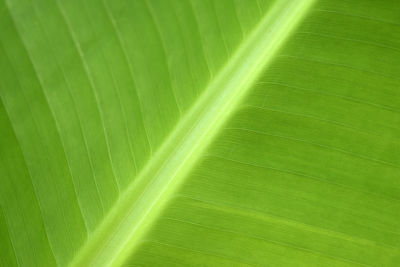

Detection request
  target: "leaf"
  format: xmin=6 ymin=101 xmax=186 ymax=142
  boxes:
xmin=1 ymin=0 xmax=399 ymax=266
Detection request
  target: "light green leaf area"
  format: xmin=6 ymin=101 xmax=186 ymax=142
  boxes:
xmin=1 ymin=0 xmax=399 ymax=266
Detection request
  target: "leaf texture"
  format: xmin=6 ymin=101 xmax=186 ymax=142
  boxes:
xmin=1 ymin=0 xmax=400 ymax=266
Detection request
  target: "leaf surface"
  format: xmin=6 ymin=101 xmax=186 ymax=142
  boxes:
xmin=1 ymin=0 xmax=400 ymax=266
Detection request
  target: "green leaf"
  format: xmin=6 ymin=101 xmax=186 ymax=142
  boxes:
xmin=1 ymin=0 xmax=399 ymax=266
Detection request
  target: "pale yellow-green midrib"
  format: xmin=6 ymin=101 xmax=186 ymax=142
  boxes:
xmin=69 ymin=0 xmax=315 ymax=266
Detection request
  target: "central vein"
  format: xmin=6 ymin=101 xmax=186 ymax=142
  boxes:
xmin=70 ymin=0 xmax=315 ymax=266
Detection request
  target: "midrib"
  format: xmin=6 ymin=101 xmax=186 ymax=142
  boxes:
xmin=70 ymin=0 xmax=315 ymax=266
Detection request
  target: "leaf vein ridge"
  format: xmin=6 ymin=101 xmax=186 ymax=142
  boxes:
xmin=69 ymin=1 xmax=316 ymax=265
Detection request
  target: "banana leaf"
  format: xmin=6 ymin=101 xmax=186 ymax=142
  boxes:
xmin=1 ymin=0 xmax=399 ymax=266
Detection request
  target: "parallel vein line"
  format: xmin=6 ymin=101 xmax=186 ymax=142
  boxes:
xmin=55 ymin=1 xmax=120 ymax=195
xmin=296 ymin=31 xmax=400 ymax=53
xmin=0 ymin=45 xmax=59 ymax=263
xmin=145 ymin=0 xmax=182 ymax=117
xmin=28 ymin=5 xmax=106 ymax=220
xmin=256 ymin=81 xmax=400 ymax=114
xmin=161 ymin=216 xmax=370 ymax=266
xmin=314 ymin=8 xmax=400 ymax=27
xmin=278 ymin=54 xmax=400 ymax=82
xmin=205 ymin=154 xmax=400 ymax=205
xmin=174 ymin=194 xmax=400 ymax=251
xmin=101 ymin=0 xmax=153 ymax=155
xmin=188 ymin=0 xmax=213 ymax=79
xmin=226 ymin=127 xmax=400 ymax=170
xmin=241 ymin=104 xmax=400 ymax=145
xmin=142 ymin=240 xmax=258 ymax=266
